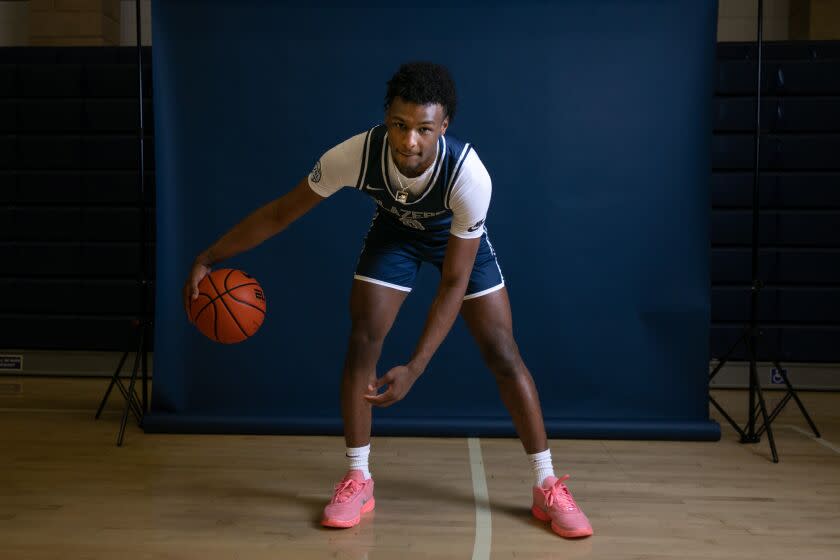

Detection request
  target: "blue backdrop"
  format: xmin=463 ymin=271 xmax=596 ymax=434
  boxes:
xmin=145 ymin=0 xmax=721 ymax=441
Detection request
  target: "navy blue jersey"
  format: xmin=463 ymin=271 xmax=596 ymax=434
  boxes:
xmin=309 ymin=125 xmax=491 ymax=239
xmin=352 ymin=125 xmax=472 ymax=235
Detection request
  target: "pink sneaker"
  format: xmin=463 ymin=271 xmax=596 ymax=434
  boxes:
xmin=321 ymin=470 xmax=375 ymax=528
xmin=532 ymin=475 xmax=593 ymax=538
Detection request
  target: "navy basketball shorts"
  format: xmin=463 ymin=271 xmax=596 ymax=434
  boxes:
xmin=354 ymin=215 xmax=505 ymax=300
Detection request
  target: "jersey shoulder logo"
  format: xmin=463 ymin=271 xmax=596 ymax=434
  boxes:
xmin=309 ymin=160 xmax=322 ymax=183
xmin=467 ymin=219 xmax=485 ymax=232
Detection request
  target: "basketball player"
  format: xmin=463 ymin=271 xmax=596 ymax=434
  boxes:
xmin=184 ymin=62 xmax=593 ymax=538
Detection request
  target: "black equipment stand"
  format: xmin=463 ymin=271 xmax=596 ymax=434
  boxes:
xmin=95 ymin=0 xmax=152 ymax=446
xmin=708 ymin=0 xmax=820 ymax=463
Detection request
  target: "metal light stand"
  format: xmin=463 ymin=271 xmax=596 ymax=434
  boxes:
xmin=95 ymin=0 xmax=152 ymax=446
xmin=708 ymin=0 xmax=819 ymax=463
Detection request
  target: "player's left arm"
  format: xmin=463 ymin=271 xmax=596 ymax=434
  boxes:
xmin=365 ymin=148 xmax=491 ymax=408
xmin=364 ymin=235 xmax=479 ymax=408
xmin=411 ymin=234 xmax=481 ymax=366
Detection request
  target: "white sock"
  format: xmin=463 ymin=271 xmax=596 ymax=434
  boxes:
xmin=528 ymin=449 xmax=555 ymax=487
xmin=346 ymin=443 xmax=371 ymax=480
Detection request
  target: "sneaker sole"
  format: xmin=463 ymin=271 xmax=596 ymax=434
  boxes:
xmin=322 ymin=498 xmax=376 ymax=529
xmin=531 ymin=505 xmax=593 ymax=538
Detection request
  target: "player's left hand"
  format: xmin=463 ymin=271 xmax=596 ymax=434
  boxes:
xmin=363 ymin=364 xmax=421 ymax=408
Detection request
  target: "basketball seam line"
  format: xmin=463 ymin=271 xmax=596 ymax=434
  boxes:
xmin=226 ymin=289 xmax=266 ymax=315
xmin=207 ymin=274 xmax=249 ymax=341
xmin=190 ymin=291 xmax=218 ymax=322
xmin=223 ymin=269 xmax=235 ymax=292
xmin=191 ymin=282 xmax=260 ymax=321
xmin=221 ymin=270 xmax=265 ymax=315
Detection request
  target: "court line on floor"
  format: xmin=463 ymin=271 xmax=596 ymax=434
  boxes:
xmin=467 ymin=437 xmax=491 ymax=560
xmin=783 ymin=424 xmax=840 ymax=455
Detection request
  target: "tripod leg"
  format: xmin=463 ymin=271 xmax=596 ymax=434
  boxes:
xmin=744 ymin=336 xmax=758 ymax=441
xmin=109 ymin=361 xmax=143 ymax=423
xmin=708 ymin=331 xmax=748 ymax=437
xmin=110 ymin=372 xmax=143 ymax=422
xmin=749 ymin=362 xmax=779 ymax=463
xmin=775 ymin=362 xmax=821 ymax=438
xmin=709 ymin=395 xmax=747 ymax=438
xmin=117 ymin=329 xmax=144 ymax=447
xmin=95 ymin=351 xmax=129 ymax=420
xmin=758 ymin=393 xmax=793 ymax=438
xmin=709 ymin=330 xmax=747 ymax=381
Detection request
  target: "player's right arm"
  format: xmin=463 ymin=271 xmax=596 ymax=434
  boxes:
xmin=183 ymin=178 xmax=325 ymax=314
xmin=183 ymin=131 xmax=368 ymax=315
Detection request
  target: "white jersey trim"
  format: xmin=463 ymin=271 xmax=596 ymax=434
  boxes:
xmin=353 ymin=274 xmax=412 ymax=292
xmin=463 ymin=282 xmax=505 ymax=300
xmin=484 ymin=228 xmax=505 ymax=283
xmin=355 ymin=128 xmax=374 ymax=190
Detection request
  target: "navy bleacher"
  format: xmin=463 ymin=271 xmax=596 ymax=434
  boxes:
xmin=711 ymin=41 xmax=840 ymax=362
xmin=0 ymin=47 xmax=154 ymax=349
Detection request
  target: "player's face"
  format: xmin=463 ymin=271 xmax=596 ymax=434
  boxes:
xmin=385 ymin=97 xmax=449 ymax=178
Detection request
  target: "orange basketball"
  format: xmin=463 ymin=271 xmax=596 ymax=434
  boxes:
xmin=189 ymin=269 xmax=266 ymax=344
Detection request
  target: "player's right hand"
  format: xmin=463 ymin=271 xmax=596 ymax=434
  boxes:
xmin=183 ymin=260 xmax=212 ymax=319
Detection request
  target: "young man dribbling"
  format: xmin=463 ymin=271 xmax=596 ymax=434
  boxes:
xmin=184 ymin=62 xmax=593 ymax=538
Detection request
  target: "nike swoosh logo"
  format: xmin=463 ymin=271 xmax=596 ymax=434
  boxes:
xmin=364 ymin=185 xmax=384 ymax=191
xmin=468 ymin=220 xmax=485 ymax=232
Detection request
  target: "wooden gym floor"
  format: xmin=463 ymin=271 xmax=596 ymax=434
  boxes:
xmin=1 ymin=379 xmax=838 ymax=559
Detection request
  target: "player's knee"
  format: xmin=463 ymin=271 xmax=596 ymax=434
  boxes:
xmin=479 ymin=332 xmax=522 ymax=378
xmin=348 ymin=321 xmax=387 ymax=351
